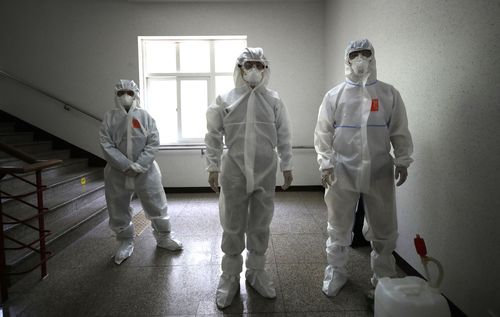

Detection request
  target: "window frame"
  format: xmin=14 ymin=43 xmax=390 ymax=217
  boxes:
xmin=138 ymin=35 xmax=247 ymax=146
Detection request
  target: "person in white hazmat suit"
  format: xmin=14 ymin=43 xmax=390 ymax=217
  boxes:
xmin=205 ymin=48 xmax=293 ymax=309
xmin=314 ymin=39 xmax=413 ymax=297
xmin=100 ymin=79 xmax=183 ymax=265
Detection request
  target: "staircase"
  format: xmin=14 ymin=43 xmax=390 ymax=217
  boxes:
xmin=0 ymin=110 xmax=107 ymax=281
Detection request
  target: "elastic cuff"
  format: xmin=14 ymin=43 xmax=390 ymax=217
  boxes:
xmin=246 ymin=253 xmax=266 ymax=270
xmin=222 ymin=254 xmax=243 ymax=275
xmin=206 ymin=166 xmax=221 ymax=173
xmin=393 ymin=156 xmax=413 ymax=167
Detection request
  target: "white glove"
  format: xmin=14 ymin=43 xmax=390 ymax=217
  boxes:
xmin=282 ymin=170 xmax=293 ymax=191
xmin=129 ymin=163 xmax=148 ymax=174
xmin=208 ymin=171 xmax=219 ymax=193
xmin=124 ymin=167 xmax=138 ymax=177
xmin=321 ymin=168 xmax=334 ymax=188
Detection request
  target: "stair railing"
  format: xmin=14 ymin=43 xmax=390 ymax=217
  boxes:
xmin=0 ymin=141 xmax=62 ymax=302
xmin=0 ymin=70 xmax=101 ymax=122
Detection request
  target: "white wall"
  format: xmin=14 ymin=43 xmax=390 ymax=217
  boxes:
xmin=0 ymin=0 xmax=325 ymax=186
xmin=325 ymin=0 xmax=500 ymax=316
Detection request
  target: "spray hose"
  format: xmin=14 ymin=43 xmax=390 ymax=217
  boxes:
xmin=414 ymin=234 xmax=444 ymax=289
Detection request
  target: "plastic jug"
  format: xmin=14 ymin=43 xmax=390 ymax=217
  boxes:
xmin=374 ymin=235 xmax=451 ymax=317
xmin=374 ymin=276 xmax=451 ymax=317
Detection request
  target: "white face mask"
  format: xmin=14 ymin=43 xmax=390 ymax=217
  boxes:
xmin=351 ymin=55 xmax=371 ymax=76
xmin=243 ymin=68 xmax=263 ymax=86
xmin=118 ymin=95 xmax=134 ymax=109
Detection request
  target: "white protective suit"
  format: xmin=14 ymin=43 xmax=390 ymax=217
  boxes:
xmin=205 ymin=48 xmax=293 ymax=307
xmin=314 ymin=39 xmax=413 ymax=294
xmin=100 ymin=80 xmax=182 ymax=263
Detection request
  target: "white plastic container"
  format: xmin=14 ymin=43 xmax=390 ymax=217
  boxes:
xmin=374 ymin=276 xmax=451 ymax=317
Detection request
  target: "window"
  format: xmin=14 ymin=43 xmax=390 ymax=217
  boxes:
xmin=138 ymin=36 xmax=247 ymax=145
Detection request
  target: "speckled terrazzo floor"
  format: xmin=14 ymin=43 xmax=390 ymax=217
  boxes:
xmin=2 ymin=191 xmax=400 ymax=316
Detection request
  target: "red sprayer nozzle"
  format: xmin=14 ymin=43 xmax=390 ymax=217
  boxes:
xmin=414 ymin=234 xmax=427 ymax=257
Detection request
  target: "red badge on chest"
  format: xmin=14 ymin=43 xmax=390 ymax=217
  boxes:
xmin=132 ymin=118 xmax=141 ymax=129
xmin=371 ymin=99 xmax=379 ymax=112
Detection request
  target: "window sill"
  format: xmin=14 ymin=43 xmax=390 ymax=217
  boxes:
xmin=158 ymin=145 xmax=314 ymax=151
xmin=159 ymin=144 xmax=206 ymax=151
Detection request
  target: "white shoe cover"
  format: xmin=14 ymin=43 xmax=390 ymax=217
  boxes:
xmin=245 ymin=269 xmax=276 ymax=299
xmin=157 ymin=237 xmax=183 ymax=251
xmin=153 ymin=231 xmax=183 ymax=251
xmin=216 ymin=274 xmax=240 ymax=309
xmin=114 ymin=240 xmax=134 ymax=265
xmin=322 ymin=265 xmax=348 ymax=297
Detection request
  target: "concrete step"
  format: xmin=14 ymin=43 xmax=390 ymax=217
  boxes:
xmin=0 ymin=110 xmax=108 ymax=284
xmin=0 ymin=158 xmax=90 ymax=191
xmin=0 ymin=149 xmax=72 ymax=166
xmin=0 ymin=141 xmax=53 ymax=159
xmin=5 ymin=195 xmax=108 ymax=273
xmin=2 ymin=168 xmax=104 ymax=228
xmin=1 ymin=167 xmax=103 ymax=213
xmin=0 ymin=150 xmax=72 ymax=174
xmin=3 ymin=180 xmax=106 ymax=266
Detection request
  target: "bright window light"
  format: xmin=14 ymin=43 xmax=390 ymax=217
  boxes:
xmin=179 ymin=41 xmax=210 ymax=73
xmin=146 ymin=78 xmax=177 ymax=143
xmin=145 ymin=41 xmax=176 ymax=73
xmin=138 ymin=36 xmax=247 ymax=145
xmin=181 ymin=80 xmax=208 ymax=138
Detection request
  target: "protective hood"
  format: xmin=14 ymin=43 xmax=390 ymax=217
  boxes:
xmin=344 ymin=39 xmax=377 ymax=86
xmin=234 ymin=47 xmax=270 ymax=91
xmin=114 ymin=79 xmax=141 ymax=111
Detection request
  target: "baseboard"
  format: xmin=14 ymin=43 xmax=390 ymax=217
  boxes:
xmin=164 ymin=187 xmax=213 ymax=193
xmin=275 ymin=185 xmax=324 ymax=192
xmin=164 ymin=185 xmax=324 ymax=193
xmin=394 ymin=252 xmax=468 ymax=317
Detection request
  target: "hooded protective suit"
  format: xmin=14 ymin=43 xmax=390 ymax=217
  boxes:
xmin=205 ymin=48 xmax=293 ymax=307
xmin=314 ymin=39 xmax=413 ymax=295
xmin=100 ymin=80 xmax=181 ymax=260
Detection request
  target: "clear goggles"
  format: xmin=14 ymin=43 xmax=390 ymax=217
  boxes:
xmin=348 ymin=50 xmax=372 ymax=60
xmin=241 ymin=60 xmax=266 ymax=71
xmin=116 ymin=90 xmax=135 ymax=97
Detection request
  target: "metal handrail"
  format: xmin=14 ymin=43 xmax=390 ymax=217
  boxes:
xmin=159 ymin=145 xmax=315 ymax=151
xmin=0 ymin=142 xmax=62 ymax=302
xmin=160 ymin=144 xmax=314 ymax=157
xmin=0 ymin=141 xmax=38 ymax=164
xmin=0 ymin=70 xmax=102 ymax=122
xmin=0 ymin=141 xmax=62 ymax=173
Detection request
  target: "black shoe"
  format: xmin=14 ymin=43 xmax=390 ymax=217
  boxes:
xmin=365 ymin=289 xmax=375 ymax=312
